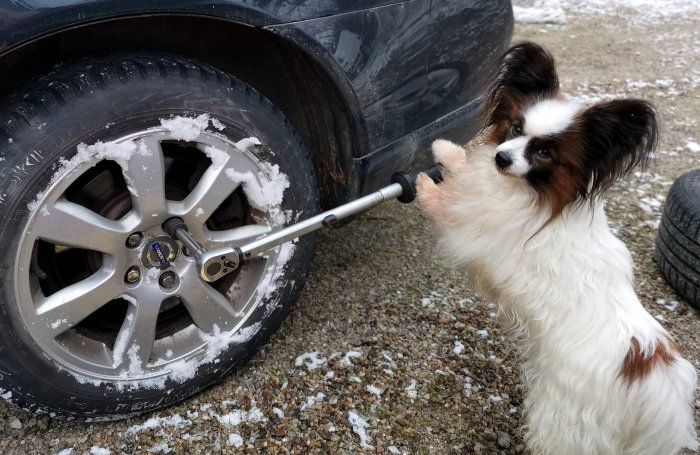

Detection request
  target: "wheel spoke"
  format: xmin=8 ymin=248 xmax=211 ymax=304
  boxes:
xmin=36 ymin=267 xmax=122 ymax=339
xmin=125 ymin=136 xmax=167 ymax=218
xmin=177 ymin=262 xmax=240 ymax=333
xmin=32 ymin=199 xmax=128 ymax=253
xmin=177 ymin=165 xmax=243 ymax=222
xmin=112 ymin=298 xmax=160 ymax=370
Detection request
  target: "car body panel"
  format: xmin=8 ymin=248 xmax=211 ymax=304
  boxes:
xmin=0 ymin=0 xmax=513 ymax=195
xmin=265 ymin=0 xmax=513 ymax=191
xmin=0 ymin=0 xmax=405 ymax=51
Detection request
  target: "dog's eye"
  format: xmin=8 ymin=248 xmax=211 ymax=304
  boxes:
xmin=536 ymin=149 xmax=552 ymax=158
xmin=511 ymin=123 xmax=523 ymax=136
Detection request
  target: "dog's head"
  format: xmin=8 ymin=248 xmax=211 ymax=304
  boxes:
xmin=484 ymin=41 xmax=658 ymax=218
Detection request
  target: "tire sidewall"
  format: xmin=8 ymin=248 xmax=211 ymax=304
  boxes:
xmin=0 ymin=57 xmax=317 ymax=418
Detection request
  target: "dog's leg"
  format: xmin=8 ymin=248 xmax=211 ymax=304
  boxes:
xmin=431 ymin=139 xmax=467 ymax=174
xmin=416 ymin=139 xmax=467 ymax=219
xmin=415 ymin=172 xmax=445 ymax=218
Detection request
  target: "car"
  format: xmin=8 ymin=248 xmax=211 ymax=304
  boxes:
xmin=0 ymin=0 xmax=513 ymax=419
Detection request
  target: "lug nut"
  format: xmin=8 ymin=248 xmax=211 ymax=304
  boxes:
xmin=126 ymin=232 xmax=143 ymax=248
xmin=159 ymin=271 xmax=178 ymax=290
xmin=125 ymin=266 xmax=141 ymax=283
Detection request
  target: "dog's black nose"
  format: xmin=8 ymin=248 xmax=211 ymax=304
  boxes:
xmin=495 ymin=151 xmax=513 ymax=169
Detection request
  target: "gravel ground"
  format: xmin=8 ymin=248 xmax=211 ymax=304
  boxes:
xmin=2 ymin=4 xmax=700 ymax=455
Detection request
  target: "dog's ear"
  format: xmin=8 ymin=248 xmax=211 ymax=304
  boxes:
xmin=579 ymin=99 xmax=658 ymax=197
xmin=484 ymin=41 xmax=560 ymax=131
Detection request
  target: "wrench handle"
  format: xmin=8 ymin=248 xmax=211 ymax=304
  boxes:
xmin=391 ymin=165 xmax=443 ymax=203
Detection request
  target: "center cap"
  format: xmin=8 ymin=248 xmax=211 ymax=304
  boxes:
xmin=142 ymin=236 xmax=179 ymax=269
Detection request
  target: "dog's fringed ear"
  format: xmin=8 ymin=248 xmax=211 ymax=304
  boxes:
xmin=484 ymin=41 xmax=560 ymax=129
xmin=580 ymin=99 xmax=658 ymax=198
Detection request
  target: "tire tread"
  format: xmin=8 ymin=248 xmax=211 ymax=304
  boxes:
xmin=655 ymin=169 xmax=700 ymax=308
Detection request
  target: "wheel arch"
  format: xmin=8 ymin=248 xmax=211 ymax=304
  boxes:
xmin=0 ymin=14 xmax=363 ymax=208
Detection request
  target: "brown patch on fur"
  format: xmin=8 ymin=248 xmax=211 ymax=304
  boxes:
xmin=620 ymin=337 xmax=679 ymax=383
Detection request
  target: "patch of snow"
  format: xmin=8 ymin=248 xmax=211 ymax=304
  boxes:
xmin=453 ymin=340 xmax=465 ymax=355
xmin=406 ymin=379 xmax=417 ymax=399
xmin=259 ymin=241 xmax=297 ymax=305
xmin=215 ymin=404 xmax=266 ymax=427
xmin=53 ymin=450 xmax=73 ymax=455
xmin=202 ymin=145 xmax=229 ymax=168
xmin=50 ymin=318 xmax=67 ymax=330
xmin=514 ymin=0 xmax=567 ymax=23
xmin=126 ymin=414 xmax=190 ymax=434
xmin=490 ymin=395 xmax=503 ymax=402
xmin=341 ymin=350 xmax=362 ymax=367
xmin=686 ymin=141 xmax=700 ymax=153
xmin=324 ymin=370 xmax=335 ymax=380
xmin=165 ymin=323 xmax=261 ymax=385
xmin=210 ymin=118 xmax=226 ymax=131
xmin=638 ymin=196 xmax=662 ymax=213
xmin=562 ymin=0 xmax=700 ymax=22
xmin=28 ymin=139 xmax=139 ymax=213
xmin=348 ymin=410 xmax=374 ymax=450
xmin=77 ymin=320 xmax=261 ymax=391
xmin=146 ymin=443 xmax=171 ymax=454
xmin=89 ymin=446 xmax=111 ymax=455
xmin=463 ymin=377 xmax=473 ymax=398
xmin=295 ymin=351 xmax=327 ymax=371
xmin=227 ymin=433 xmax=244 ymax=447
xmin=366 ymin=385 xmax=382 ymax=398
xmin=388 ymin=447 xmax=401 ymax=454
xmin=272 ymin=407 xmax=285 ymax=419
xmin=159 ymin=114 xmax=211 ymax=141
xmin=476 ymin=329 xmax=489 ymax=338
xmin=224 ymin=161 xmax=289 ymax=213
xmin=300 ymin=392 xmax=326 ymax=411
xmin=235 ymin=137 xmax=262 ymax=152
xmin=656 ymin=298 xmax=680 ymax=311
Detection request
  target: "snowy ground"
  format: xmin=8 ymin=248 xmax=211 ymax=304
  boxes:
xmin=2 ymin=2 xmax=700 ymax=454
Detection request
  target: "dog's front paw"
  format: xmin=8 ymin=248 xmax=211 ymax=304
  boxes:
xmin=415 ymin=172 xmax=442 ymax=216
xmin=432 ymin=139 xmax=466 ymax=172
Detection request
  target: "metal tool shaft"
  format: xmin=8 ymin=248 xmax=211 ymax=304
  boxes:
xmin=165 ymin=166 xmax=442 ymax=282
xmin=243 ymin=183 xmax=403 ymax=258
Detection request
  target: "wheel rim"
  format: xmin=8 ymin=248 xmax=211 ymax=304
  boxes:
xmin=14 ymin=124 xmax=290 ymax=386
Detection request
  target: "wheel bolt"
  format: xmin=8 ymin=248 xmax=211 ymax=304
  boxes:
xmin=126 ymin=232 xmax=143 ymax=248
xmin=159 ymin=271 xmax=178 ymax=290
xmin=125 ymin=266 xmax=141 ymax=283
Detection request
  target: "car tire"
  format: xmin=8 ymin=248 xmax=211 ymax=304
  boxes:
xmin=656 ymin=169 xmax=700 ymax=308
xmin=0 ymin=54 xmax=318 ymax=419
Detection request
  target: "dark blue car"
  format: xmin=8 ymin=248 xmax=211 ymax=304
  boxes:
xmin=0 ymin=0 xmax=512 ymax=418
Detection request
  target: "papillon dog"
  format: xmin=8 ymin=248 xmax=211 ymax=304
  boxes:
xmin=416 ymin=42 xmax=697 ymax=454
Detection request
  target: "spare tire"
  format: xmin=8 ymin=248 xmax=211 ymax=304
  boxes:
xmin=656 ymin=169 xmax=700 ymax=308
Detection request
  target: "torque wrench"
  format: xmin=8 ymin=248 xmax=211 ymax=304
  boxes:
xmin=164 ymin=166 xmax=442 ymax=282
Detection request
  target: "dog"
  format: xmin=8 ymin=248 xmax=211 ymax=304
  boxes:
xmin=415 ymin=41 xmax=697 ymax=454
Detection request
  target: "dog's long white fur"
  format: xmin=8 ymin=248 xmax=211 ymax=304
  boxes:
xmin=416 ymin=139 xmax=697 ymax=455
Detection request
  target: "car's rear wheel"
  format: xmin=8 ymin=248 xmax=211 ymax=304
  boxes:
xmin=0 ymin=54 xmax=318 ymax=418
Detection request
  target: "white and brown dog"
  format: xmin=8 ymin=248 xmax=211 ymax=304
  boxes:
xmin=416 ymin=42 xmax=697 ymax=454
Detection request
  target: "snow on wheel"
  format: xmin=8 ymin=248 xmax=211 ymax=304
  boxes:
xmin=0 ymin=55 xmax=318 ymax=418
xmin=656 ymin=169 xmax=700 ymax=308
